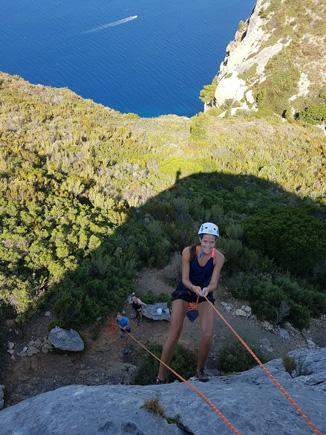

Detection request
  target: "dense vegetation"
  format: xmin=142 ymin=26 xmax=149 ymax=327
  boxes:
xmin=0 ymin=70 xmax=325 ymax=332
xmin=217 ymin=340 xmax=266 ymax=374
xmin=134 ymin=343 xmax=196 ymax=384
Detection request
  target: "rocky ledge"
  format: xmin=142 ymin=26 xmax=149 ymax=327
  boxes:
xmin=0 ymin=347 xmax=325 ymax=434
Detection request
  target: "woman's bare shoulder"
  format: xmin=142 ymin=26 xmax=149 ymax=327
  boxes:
xmin=214 ymin=249 xmax=225 ymax=264
xmin=182 ymin=246 xmax=191 ymax=258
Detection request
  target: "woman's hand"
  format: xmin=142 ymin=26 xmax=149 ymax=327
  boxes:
xmin=200 ymin=287 xmax=210 ymax=297
xmin=192 ymin=285 xmax=202 ymax=296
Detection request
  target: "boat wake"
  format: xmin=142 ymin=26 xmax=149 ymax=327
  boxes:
xmin=83 ymin=15 xmax=138 ymax=34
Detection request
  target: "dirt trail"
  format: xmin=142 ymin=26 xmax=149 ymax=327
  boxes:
xmin=1 ymin=268 xmax=325 ymax=408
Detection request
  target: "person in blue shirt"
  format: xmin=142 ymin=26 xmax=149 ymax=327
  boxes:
xmin=116 ymin=313 xmax=131 ymax=337
xmin=156 ymin=222 xmax=225 ymax=383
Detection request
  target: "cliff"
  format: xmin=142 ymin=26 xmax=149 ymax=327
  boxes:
xmin=0 ymin=347 xmax=325 ymax=434
xmin=207 ymin=0 xmax=326 ymax=119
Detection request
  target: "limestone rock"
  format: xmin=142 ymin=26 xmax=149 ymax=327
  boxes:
xmin=306 ymin=339 xmax=317 ymax=349
xmin=221 ymin=302 xmax=233 ymax=312
xmin=242 ymin=305 xmax=252 ymax=315
xmin=261 ymin=320 xmax=274 ymax=332
xmin=235 ymin=309 xmax=247 ymax=317
xmin=259 ymin=337 xmax=273 ymax=353
xmin=0 ymin=348 xmax=325 ymax=434
xmin=279 ymin=328 xmax=290 ymax=340
xmin=48 ymin=327 xmax=84 ymax=352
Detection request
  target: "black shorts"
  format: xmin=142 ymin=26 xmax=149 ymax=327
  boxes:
xmin=171 ymin=284 xmax=215 ymax=305
xmin=132 ymin=303 xmax=142 ymax=312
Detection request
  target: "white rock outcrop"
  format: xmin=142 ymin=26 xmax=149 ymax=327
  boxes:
xmin=210 ymin=0 xmax=291 ymax=113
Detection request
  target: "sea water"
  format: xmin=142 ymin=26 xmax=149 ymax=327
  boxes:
xmin=0 ymin=0 xmax=255 ymax=117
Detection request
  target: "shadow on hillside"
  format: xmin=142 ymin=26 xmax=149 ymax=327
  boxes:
xmin=41 ymin=171 xmax=326 ymax=326
xmin=0 ymin=171 xmax=325 ymax=372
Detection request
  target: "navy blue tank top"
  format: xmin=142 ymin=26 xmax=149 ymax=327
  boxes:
xmin=177 ymin=247 xmax=216 ymax=291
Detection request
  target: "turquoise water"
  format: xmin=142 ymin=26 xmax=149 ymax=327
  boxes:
xmin=0 ymin=0 xmax=254 ymax=116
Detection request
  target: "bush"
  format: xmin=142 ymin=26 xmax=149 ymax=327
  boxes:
xmin=283 ymin=354 xmax=296 ymax=376
xmin=298 ymin=105 xmax=326 ymax=124
xmin=141 ymin=291 xmax=170 ymax=305
xmin=199 ymin=82 xmax=217 ymax=104
xmin=244 ymin=206 xmax=326 ymax=279
xmin=225 ymin=223 xmax=244 ymax=240
xmin=134 ymin=342 xmax=196 ymax=384
xmin=228 ymin=272 xmax=259 ymax=300
xmin=217 ymin=340 xmax=266 ymax=374
xmin=229 ymin=271 xmax=323 ymax=330
xmin=287 ymin=301 xmax=310 ymax=330
xmin=218 ymin=238 xmax=243 ymax=262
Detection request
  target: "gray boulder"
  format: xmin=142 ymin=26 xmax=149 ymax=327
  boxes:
xmin=0 ymin=348 xmax=325 ymax=434
xmin=142 ymin=303 xmax=171 ymax=321
xmin=48 ymin=326 xmax=84 ymax=352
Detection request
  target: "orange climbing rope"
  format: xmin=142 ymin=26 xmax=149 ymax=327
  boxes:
xmin=126 ymin=330 xmax=241 ymax=435
xmin=204 ymin=296 xmax=322 ymax=435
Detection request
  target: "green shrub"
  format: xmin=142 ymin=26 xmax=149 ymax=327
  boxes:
xmin=229 ymin=271 xmax=322 ymax=330
xmin=141 ymin=291 xmax=170 ymax=305
xmin=225 ymin=223 xmax=243 ymax=240
xmin=244 ymin=206 xmax=326 ymax=279
xmin=199 ymin=82 xmax=217 ymax=104
xmin=217 ymin=340 xmax=266 ymax=374
xmin=259 ymin=9 xmax=268 ymax=19
xmin=249 ymin=281 xmax=285 ymax=322
xmin=282 ymin=354 xmax=296 ymax=376
xmin=287 ymin=301 xmax=310 ymax=330
xmin=237 ymin=247 xmax=261 ymax=271
xmin=298 ymin=105 xmax=326 ymax=124
xmin=134 ymin=342 xmax=196 ymax=385
xmin=313 ymin=260 xmax=326 ymax=290
xmin=228 ymin=272 xmax=259 ymax=300
xmin=218 ymin=238 xmax=243 ymax=262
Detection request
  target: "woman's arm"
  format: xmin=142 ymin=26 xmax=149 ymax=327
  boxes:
xmin=181 ymin=247 xmax=202 ymax=295
xmin=202 ymin=251 xmax=225 ymax=296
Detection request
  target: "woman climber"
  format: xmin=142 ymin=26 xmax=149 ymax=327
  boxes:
xmin=157 ymin=222 xmax=224 ymax=383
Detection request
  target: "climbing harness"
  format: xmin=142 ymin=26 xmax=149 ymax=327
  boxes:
xmin=186 ymin=295 xmax=200 ymax=322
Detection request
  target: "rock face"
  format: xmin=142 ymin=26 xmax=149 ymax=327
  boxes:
xmin=0 ymin=348 xmax=325 ymax=434
xmin=211 ymin=0 xmax=289 ymax=114
xmin=208 ymin=0 xmax=326 ymax=117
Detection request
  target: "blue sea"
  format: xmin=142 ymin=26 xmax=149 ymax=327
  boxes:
xmin=0 ymin=0 xmax=254 ymax=117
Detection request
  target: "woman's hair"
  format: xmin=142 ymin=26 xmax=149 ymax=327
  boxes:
xmin=189 ymin=243 xmax=201 ymax=262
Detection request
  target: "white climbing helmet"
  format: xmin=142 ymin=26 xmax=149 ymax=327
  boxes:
xmin=198 ymin=222 xmax=219 ymax=237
